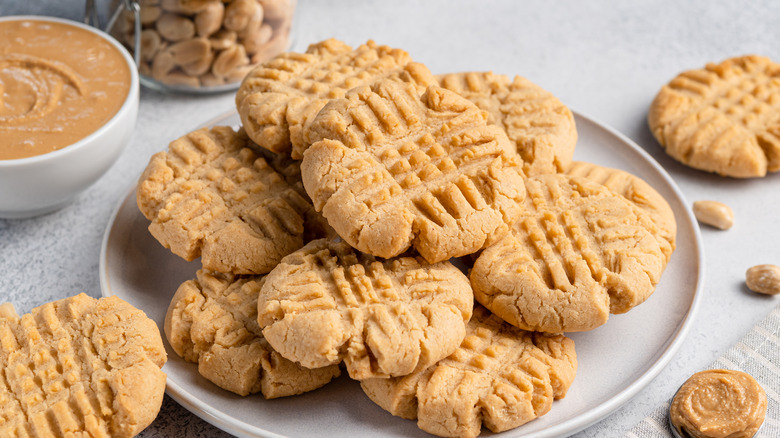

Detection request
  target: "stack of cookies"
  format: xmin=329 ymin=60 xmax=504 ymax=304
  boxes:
xmin=136 ymin=38 xmax=677 ymax=438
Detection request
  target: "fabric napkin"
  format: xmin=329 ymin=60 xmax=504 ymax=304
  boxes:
xmin=624 ymin=304 xmax=780 ymax=437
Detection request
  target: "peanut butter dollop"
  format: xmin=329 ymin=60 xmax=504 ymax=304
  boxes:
xmin=0 ymin=19 xmax=130 ymax=160
xmin=670 ymin=369 xmax=767 ymax=438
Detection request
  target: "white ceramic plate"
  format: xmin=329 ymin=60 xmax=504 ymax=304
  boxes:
xmin=100 ymin=110 xmax=704 ymax=438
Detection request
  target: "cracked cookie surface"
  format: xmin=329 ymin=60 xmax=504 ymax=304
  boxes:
xmin=648 ymin=55 xmax=780 ymax=178
xmin=236 ymin=38 xmax=435 ymax=158
xmin=301 ymin=80 xmax=526 ymax=263
xmin=565 ymin=161 xmax=677 ymax=262
xmin=257 ymin=239 xmax=473 ymax=380
xmin=438 ymin=72 xmax=577 ymax=176
xmin=137 ymin=126 xmax=325 ymax=275
xmin=471 ymin=174 xmax=667 ymax=333
xmin=360 ymin=305 xmax=577 ymax=438
xmin=165 ymin=269 xmax=340 ymax=398
xmin=0 ymin=294 xmax=166 ymax=438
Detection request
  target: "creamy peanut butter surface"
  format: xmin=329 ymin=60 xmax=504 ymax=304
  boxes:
xmin=0 ymin=19 xmax=131 ymax=160
xmin=670 ymin=369 xmax=767 ymax=438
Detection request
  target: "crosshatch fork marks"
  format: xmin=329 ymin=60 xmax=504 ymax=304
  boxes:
xmin=257 ymin=239 xmax=473 ymax=380
xmin=471 ymin=174 xmax=667 ymax=333
xmin=302 ymin=79 xmax=525 ymax=263
xmin=0 ymin=294 xmax=166 ymax=438
xmin=649 ymin=55 xmax=780 ymax=177
xmin=359 ymin=306 xmax=577 ymax=438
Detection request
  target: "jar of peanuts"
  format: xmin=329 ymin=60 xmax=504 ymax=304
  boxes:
xmin=110 ymin=0 xmax=295 ymax=92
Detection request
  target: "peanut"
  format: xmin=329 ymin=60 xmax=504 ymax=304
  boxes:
xmin=140 ymin=5 xmax=162 ymax=25
xmin=237 ymin=4 xmax=264 ymax=39
xmin=156 ymin=13 xmax=195 ymax=41
xmin=208 ymin=29 xmax=237 ymax=50
xmin=194 ymin=1 xmax=224 ymax=37
xmin=212 ymin=43 xmax=248 ymax=77
xmin=151 ymin=48 xmax=176 ymax=79
xmin=250 ymin=28 xmax=288 ymax=64
xmin=223 ymin=0 xmax=260 ymax=32
xmin=161 ymin=71 xmax=202 ymax=87
xmin=746 ymin=264 xmax=780 ymax=295
xmin=224 ymin=64 xmax=254 ymax=83
xmin=693 ymin=200 xmax=733 ymax=230
xmin=168 ymin=37 xmax=210 ymax=65
xmin=258 ymin=0 xmax=291 ymax=23
xmin=140 ymin=29 xmax=162 ymax=62
xmin=161 ymin=0 xmax=215 ymax=15
xmin=241 ymin=22 xmax=272 ymax=54
xmin=199 ymin=72 xmax=225 ymax=87
xmin=181 ymin=49 xmax=214 ymax=76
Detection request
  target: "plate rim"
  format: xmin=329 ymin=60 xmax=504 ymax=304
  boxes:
xmin=98 ymin=109 xmax=705 ymax=438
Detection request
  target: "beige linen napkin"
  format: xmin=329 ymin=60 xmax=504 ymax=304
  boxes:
xmin=624 ymin=304 xmax=780 ymax=437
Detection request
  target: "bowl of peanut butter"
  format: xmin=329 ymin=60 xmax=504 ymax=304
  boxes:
xmin=0 ymin=16 xmax=139 ymax=219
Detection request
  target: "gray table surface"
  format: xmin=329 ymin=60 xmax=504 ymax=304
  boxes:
xmin=2 ymin=1 xmax=780 ymax=437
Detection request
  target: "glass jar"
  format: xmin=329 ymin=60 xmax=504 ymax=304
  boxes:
xmin=110 ymin=0 xmax=295 ymax=93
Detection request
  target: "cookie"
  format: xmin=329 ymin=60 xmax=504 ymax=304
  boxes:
xmin=137 ymin=126 xmax=325 ymax=275
xmin=257 ymin=239 xmax=474 ymax=380
xmin=301 ymin=79 xmax=526 ymax=263
xmin=360 ymin=305 xmax=577 ymax=438
xmin=471 ymin=174 xmax=667 ymax=333
xmin=565 ymin=161 xmax=677 ymax=261
xmin=165 ymin=269 xmax=340 ymax=398
xmin=236 ymin=38 xmax=435 ymax=158
xmin=438 ymin=72 xmax=577 ymax=176
xmin=250 ymin=144 xmax=337 ymax=242
xmin=0 ymin=294 xmax=166 ymax=438
xmin=648 ymin=55 xmax=780 ymax=178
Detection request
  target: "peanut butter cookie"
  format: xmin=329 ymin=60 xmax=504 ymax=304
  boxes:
xmin=137 ymin=126 xmax=324 ymax=274
xmin=236 ymin=38 xmax=435 ymax=158
xmin=438 ymin=72 xmax=577 ymax=176
xmin=301 ymin=80 xmax=526 ymax=263
xmin=257 ymin=239 xmax=473 ymax=380
xmin=471 ymin=174 xmax=667 ymax=333
xmin=565 ymin=161 xmax=677 ymax=262
xmin=0 ymin=294 xmax=166 ymax=438
xmin=360 ymin=305 xmax=577 ymax=438
xmin=165 ymin=269 xmax=340 ymax=398
xmin=648 ymin=55 xmax=780 ymax=178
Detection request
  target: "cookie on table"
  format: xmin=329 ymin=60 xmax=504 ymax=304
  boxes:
xmin=565 ymin=161 xmax=677 ymax=262
xmin=471 ymin=174 xmax=667 ymax=333
xmin=438 ymin=72 xmax=577 ymax=176
xmin=301 ymin=79 xmax=526 ymax=263
xmin=236 ymin=38 xmax=435 ymax=159
xmin=137 ymin=126 xmax=326 ymax=275
xmin=360 ymin=305 xmax=577 ymax=438
xmin=0 ymin=294 xmax=166 ymax=438
xmin=648 ymin=55 xmax=780 ymax=178
xmin=257 ymin=239 xmax=474 ymax=380
xmin=165 ymin=269 xmax=340 ymax=398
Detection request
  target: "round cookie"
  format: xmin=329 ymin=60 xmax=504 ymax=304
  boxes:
xmin=471 ymin=174 xmax=667 ymax=333
xmin=0 ymin=294 xmax=166 ymax=438
xmin=257 ymin=239 xmax=474 ymax=380
xmin=137 ymin=126 xmax=324 ymax=275
xmin=438 ymin=72 xmax=578 ymax=176
xmin=301 ymin=79 xmax=526 ymax=263
xmin=236 ymin=38 xmax=435 ymax=158
xmin=565 ymin=161 xmax=677 ymax=262
xmin=165 ymin=269 xmax=341 ymax=398
xmin=648 ymin=55 xmax=780 ymax=178
xmin=360 ymin=305 xmax=577 ymax=438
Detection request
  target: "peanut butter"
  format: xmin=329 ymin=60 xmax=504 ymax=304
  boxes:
xmin=0 ymin=19 xmax=131 ymax=160
xmin=670 ymin=369 xmax=767 ymax=438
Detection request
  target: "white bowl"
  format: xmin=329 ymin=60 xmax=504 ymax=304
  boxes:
xmin=0 ymin=16 xmax=139 ymax=219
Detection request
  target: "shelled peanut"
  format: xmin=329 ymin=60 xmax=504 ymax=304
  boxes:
xmin=114 ymin=0 xmax=294 ymax=89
